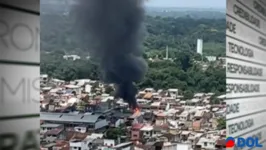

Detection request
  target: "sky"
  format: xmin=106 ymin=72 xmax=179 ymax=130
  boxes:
xmin=146 ymin=0 xmax=225 ymax=8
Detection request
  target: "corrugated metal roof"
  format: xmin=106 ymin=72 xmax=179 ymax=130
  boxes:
xmin=40 ymin=112 xmax=103 ymax=123
xmin=41 ymin=123 xmax=62 ymax=128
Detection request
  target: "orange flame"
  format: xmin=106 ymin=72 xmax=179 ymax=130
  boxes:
xmin=134 ymin=107 xmax=141 ymax=114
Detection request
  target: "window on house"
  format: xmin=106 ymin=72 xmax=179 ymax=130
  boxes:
xmin=204 ymin=142 xmax=207 ymax=146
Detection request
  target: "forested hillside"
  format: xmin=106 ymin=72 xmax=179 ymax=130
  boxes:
xmin=41 ymin=14 xmax=225 ymax=56
xmin=146 ymin=7 xmax=225 ymax=19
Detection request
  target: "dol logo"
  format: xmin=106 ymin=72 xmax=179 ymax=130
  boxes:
xmin=226 ymin=137 xmax=263 ymax=148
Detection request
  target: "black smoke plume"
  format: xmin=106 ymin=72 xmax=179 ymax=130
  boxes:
xmin=74 ymin=0 xmax=147 ymax=109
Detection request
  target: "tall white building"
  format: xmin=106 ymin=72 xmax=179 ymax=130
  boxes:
xmin=196 ymin=39 xmax=203 ymax=55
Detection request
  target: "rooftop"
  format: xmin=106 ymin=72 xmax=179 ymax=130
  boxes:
xmin=41 ymin=123 xmax=62 ymax=128
xmin=140 ymin=125 xmax=153 ymax=131
xmin=40 ymin=112 xmax=105 ymax=123
xmin=46 ymin=128 xmax=64 ymax=135
xmin=132 ymin=123 xmax=144 ymax=130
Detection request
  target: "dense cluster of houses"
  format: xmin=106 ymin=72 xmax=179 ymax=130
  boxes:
xmin=40 ymin=75 xmax=226 ymax=150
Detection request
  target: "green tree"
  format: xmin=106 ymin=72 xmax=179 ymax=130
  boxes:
xmin=105 ymin=125 xmax=126 ymax=140
xmin=217 ymin=118 xmax=226 ymax=130
xmin=183 ymin=90 xmax=194 ymax=100
xmin=76 ymin=101 xmax=86 ymax=111
xmin=104 ymin=85 xmax=114 ymax=95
